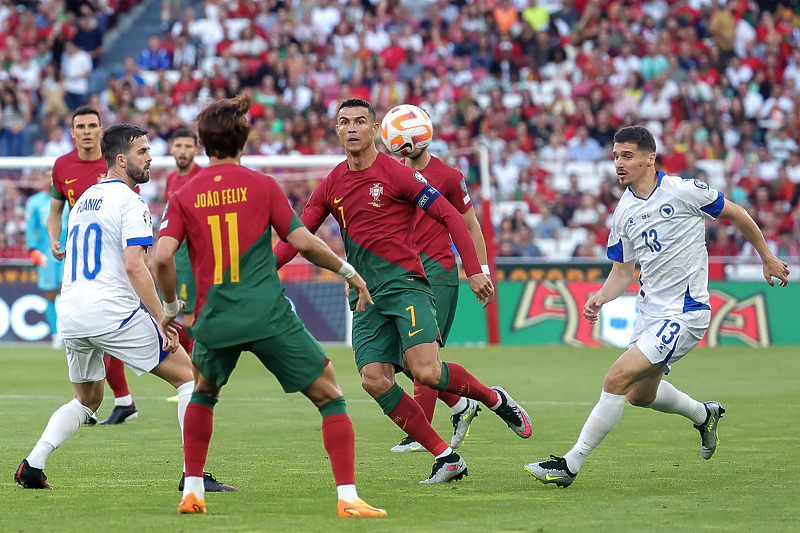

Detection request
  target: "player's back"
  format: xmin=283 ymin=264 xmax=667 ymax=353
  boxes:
xmin=411 ymin=156 xmax=472 ymax=284
xmin=165 ymin=163 xmax=300 ymax=348
xmin=52 ymin=149 xmax=108 ymax=208
xmin=58 ymin=180 xmax=153 ymax=338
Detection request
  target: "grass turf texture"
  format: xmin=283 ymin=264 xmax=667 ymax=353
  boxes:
xmin=2 ymin=344 xmax=799 ymax=533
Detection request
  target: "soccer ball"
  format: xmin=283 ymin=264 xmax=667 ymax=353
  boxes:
xmin=380 ymin=104 xmax=433 ymax=158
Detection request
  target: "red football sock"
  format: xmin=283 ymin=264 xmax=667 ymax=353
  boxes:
xmin=438 ymin=390 xmax=461 ymax=408
xmin=183 ymin=403 xmax=213 ymax=477
xmin=103 ymin=355 xmax=130 ymax=399
xmin=413 ymin=380 xmax=439 ymax=423
xmin=445 ymin=363 xmax=500 ymax=407
xmin=322 ymin=413 xmax=356 ymax=486
xmin=388 ymin=392 xmax=449 ymax=456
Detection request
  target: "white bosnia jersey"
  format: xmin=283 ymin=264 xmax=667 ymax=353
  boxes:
xmin=607 ymin=172 xmax=724 ymax=317
xmin=58 ymin=179 xmax=154 ymax=338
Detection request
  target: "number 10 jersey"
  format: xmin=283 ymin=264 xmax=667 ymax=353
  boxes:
xmin=58 ymin=180 xmax=155 ymax=338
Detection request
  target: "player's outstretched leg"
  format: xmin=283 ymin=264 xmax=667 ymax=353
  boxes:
xmin=179 ymin=390 xmax=216 ymax=513
xmin=99 ymin=355 xmax=138 ymax=425
xmin=422 ymin=360 xmax=532 ymax=439
xmin=16 ymin=381 xmax=100 ymax=489
xmin=637 ymin=380 xmax=724 ymax=459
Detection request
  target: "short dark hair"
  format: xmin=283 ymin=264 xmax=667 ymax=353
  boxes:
xmin=100 ymin=124 xmax=148 ymax=168
xmin=613 ymin=126 xmax=656 ymax=153
xmin=337 ymin=98 xmax=376 ymax=122
xmin=196 ymin=95 xmax=251 ymax=159
xmin=171 ymin=128 xmax=198 ymax=145
xmin=72 ymin=106 xmax=102 ymax=128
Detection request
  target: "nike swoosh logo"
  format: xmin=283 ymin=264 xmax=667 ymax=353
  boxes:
xmin=545 ymin=473 xmax=565 ymax=481
xmin=409 ymin=444 xmax=423 ymax=451
xmin=408 ymin=328 xmax=424 ymax=337
xmin=65 ymin=178 xmax=78 ymax=184
xmin=333 ymin=197 xmax=343 ymax=203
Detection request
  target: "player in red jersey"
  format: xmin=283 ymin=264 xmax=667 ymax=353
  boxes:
xmin=274 ymin=99 xmax=532 ymax=483
xmin=164 ymin=128 xmax=202 ymax=334
xmin=47 ymin=106 xmax=137 ymax=426
xmin=389 ymin=142 xmax=489 ymax=454
xmin=153 ymin=95 xmax=386 ymax=517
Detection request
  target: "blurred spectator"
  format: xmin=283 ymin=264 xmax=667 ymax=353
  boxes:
xmin=42 ymin=125 xmax=72 ymax=158
xmin=0 ymin=87 xmax=32 ymax=157
xmin=61 ymin=40 xmax=92 ymax=110
xmin=513 ymin=225 xmax=542 ymax=258
xmin=568 ymin=125 xmax=604 ymax=162
xmin=138 ymin=35 xmax=170 ymax=71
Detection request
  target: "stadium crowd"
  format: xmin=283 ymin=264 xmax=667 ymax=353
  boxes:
xmin=0 ymin=0 xmax=799 ymax=264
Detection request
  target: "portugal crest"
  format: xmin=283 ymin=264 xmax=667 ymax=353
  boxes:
xmin=369 ymin=183 xmax=384 ymax=207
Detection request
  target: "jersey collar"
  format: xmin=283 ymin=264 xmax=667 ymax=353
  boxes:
xmin=628 ymin=171 xmax=665 ymax=201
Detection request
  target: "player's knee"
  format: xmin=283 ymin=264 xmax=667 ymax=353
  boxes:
xmin=602 ymin=371 xmax=627 ymax=395
xmin=360 ymin=374 xmax=391 ymax=398
xmin=627 ymin=390 xmax=655 ymax=407
xmin=412 ymin=366 xmax=441 ymax=388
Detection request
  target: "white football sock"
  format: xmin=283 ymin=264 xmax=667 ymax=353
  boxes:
xmin=176 ymin=380 xmax=194 ymax=472
xmin=450 ymin=397 xmax=468 ymax=414
xmin=563 ymin=390 xmax=625 ymax=474
xmin=114 ymin=394 xmax=133 ymax=407
xmin=337 ymin=484 xmax=359 ymax=502
xmin=646 ymin=380 xmax=708 ymax=425
xmin=183 ymin=476 xmax=204 ymax=499
xmin=27 ymin=398 xmax=93 ymax=469
xmin=435 ymin=446 xmax=454 ymax=460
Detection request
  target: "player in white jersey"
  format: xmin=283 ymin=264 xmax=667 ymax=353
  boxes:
xmin=15 ymin=125 xmax=199 ymax=490
xmin=526 ymin=126 xmax=790 ymax=487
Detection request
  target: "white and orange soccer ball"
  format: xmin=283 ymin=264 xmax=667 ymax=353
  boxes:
xmin=380 ymin=104 xmax=433 ymax=158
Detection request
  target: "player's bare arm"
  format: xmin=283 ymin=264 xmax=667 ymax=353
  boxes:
xmin=717 ymin=199 xmax=790 ymax=287
xmin=152 ymin=235 xmax=185 ymax=327
xmin=125 ymin=244 xmax=179 ymax=352
xmin=286 ymin=226 xmax=374 ymax=311
xmin=584 ymin=259 xmax=636 ymax=324
xmin=462 ymin=207 xmax=489 ymax=266
xmin=47 ymin=197 xmax=66 ymax=261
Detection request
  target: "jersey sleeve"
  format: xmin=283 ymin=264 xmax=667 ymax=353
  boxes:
xmin=272 ymin=176 xmax=330 ymax=268
xmin=606 ymin=211 xmax=635 ymax=263
xmin=671 ymin=177 xmax=725 ymax=219
xmin=266 ymin=176 xmax=304 ymax=240
xmin=121 ymin=194 xmax=154 ymax=247
xmin=158 ymin=195 xmax=187 ymax=243
xmin=50 ymin=163 xmax=66 ymax=201
xmin=444 ymin=172 xmax=472 ymax=215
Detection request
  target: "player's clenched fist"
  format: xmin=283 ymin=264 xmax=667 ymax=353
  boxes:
xmin=583 ymin=295 xmax=605 ymax=324
xmin=468 ymin=273 xmax=494 ymax=308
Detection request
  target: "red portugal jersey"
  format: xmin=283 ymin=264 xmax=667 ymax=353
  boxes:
xmin=165 ymin=163 xmax=203 ymax=200
xmin=51 ymin=149 xmax=108 ymax=208
xmin=159 ymin=163 xmax=304 ymax=348
xmin=411 ymin=156 xmax=472 ymax=285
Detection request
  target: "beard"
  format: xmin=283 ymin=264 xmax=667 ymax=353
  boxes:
xmin=176 ymin=157 xmax=191 ymax=171
xmin=127 ymin=162 xmax=150 ymax=184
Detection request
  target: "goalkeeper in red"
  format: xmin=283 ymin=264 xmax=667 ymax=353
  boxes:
xmin=153 ymin=95 xmax=386 ymax=518
xmin=274 ymin=98 xmax=532 ymax=483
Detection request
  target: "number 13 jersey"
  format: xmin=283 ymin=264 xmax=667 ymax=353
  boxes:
xmin=58 ymin=180 xmax=154 ymax=338
xmin=606 ymin=172 xmax=725 ymax=317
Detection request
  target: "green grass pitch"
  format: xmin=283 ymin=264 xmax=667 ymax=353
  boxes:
xmin=2 ymin=343 xmax=799 ymax=532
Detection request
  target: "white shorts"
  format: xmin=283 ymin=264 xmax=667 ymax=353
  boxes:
xmin=630 ymin=309 xmax=711 ymax=374
xmin=65 ymin=310 xmax=168 ymax=383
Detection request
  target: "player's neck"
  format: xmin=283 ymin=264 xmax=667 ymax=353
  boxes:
xmin=208 ymin=156 xmax=239 ymax=166
xmin=105 ymin=168 xmax=136 ymax=190
xmin=77 ymin=145 xmax=102 ymax=161
xmin=629 ymin=169 xmax=659 ymax=199
xmin=405 ymin=151 xmax=431 ymax=170
xmin=346 ymin=145 xmax=379 ymax=171
xmin=176 ymin=161 xmax=196 ymax=176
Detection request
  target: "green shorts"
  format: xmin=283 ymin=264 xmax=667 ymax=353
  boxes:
xmin=432 ymin=284 xmax=458 ymax=347
xmin=351 ymin=282 xmax=440 ymax=372
xmin=175 ymin=242 xmax=195 ymax=314
xmin=192 ymin=312 xmax=327 ymax=392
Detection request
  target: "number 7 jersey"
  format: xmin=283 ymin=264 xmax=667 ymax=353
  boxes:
xmin=58 ymin=180 xmax=154 ymax=338
xmin=606 ymin=172 xmax=725 ymax=317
